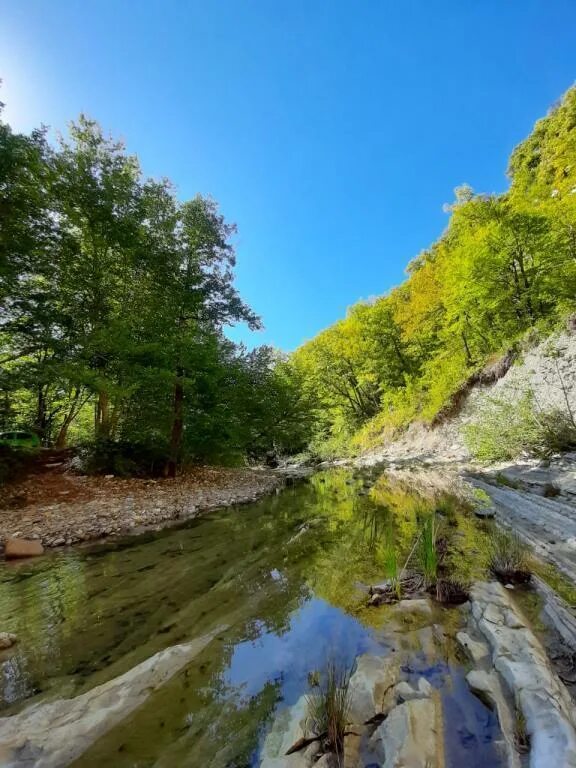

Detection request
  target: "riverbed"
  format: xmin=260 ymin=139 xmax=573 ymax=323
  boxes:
xmin=0 ymin=466 xmax=571 ymax=767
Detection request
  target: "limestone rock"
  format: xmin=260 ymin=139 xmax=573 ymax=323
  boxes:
xmin=0 ymin=626 xmax=226 ymax=768
xmin=369 ymin=698 xmax=441 ymax=767
xmin=259 ymin=695 xmax=312 ymax=768
xmin=394 ymin=677 xmax=432 ymax=702
xmin=4 ymin=537 xmax=44 ymax=559
xmin=456 ymin=631 xmax=489 ymax=664
xmin=470 ymin=581 xmax=576 ymax=768
xmin=347 ymin=654 xmax=399 ymax=724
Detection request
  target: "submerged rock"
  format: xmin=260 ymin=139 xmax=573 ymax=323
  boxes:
xmin=4 ymin=537 xmax=44 ymax=559
xmin=259 ymin=695 xmax=314 ymax=768
xmin=0 ymin=626 xmax=226 ymax=768
xmin=0 ymin=633 xmax=17 ymax=650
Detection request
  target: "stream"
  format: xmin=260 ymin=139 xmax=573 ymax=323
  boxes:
xmin=0 ymin=468 xmax=524 ymax=766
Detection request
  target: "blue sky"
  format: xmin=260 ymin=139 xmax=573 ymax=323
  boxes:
xmin=1 ymin=1 xmax=575 ymax=350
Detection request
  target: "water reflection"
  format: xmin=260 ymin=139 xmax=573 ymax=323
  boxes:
xmin=0 ymin=467 xmax=498 ymax=766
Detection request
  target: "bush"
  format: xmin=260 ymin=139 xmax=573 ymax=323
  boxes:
xmin=0 ymin=445 xmax=30 ymax=485
xmin=463 ymin=391 xmax=576 ymax=461
xmin=80 ymin=439 xmax=170 ymax=477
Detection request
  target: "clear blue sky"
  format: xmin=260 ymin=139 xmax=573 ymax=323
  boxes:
xmin=1 ymin=1 xmax=575 ymax=350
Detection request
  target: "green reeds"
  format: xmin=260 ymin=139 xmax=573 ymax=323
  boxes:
xmin=417 ymin=515 xmax=439 ymax=587
xmin=306 ymin=661 xmax=352 ymax=758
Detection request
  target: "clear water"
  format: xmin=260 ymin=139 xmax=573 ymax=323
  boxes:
xmin=0 ymin=468 xmax=504 ymax=767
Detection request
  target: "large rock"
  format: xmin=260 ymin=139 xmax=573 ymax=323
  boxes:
xmin=259 ymin=695 xmax=317 ymax=768
xmin=470 ymin=582 xmax=576 ymax=768
xmin=0 ymin=626 xmax=226 ymax=767
xmin=369 ymin=697 xmax=442 ymax=767
xmin=347 ymin=654 xmax=398 ymax=724
xmin=4 ymin=537 xmax=44 ymax=559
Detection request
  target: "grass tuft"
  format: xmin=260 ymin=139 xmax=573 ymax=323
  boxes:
xmin=306 ymin=661 xmax=352 ymax=758
xmin=487 ymin=529 xmax=531 ymax=584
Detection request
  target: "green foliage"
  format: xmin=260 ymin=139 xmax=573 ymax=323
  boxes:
xmin=417 ymin=515 xmax=439 ymax=586
xmin=464 ymin=391 xmax=576 ymax=461
xmin=487 ymin=529 xmax=531 ymax=583
xmin=306 ymin=661 xmax=351 ymax=756
xmin=293 ymin=86 xmax=576 ymax=454
xmin=0 ymin=109 xmax=313 ymax=472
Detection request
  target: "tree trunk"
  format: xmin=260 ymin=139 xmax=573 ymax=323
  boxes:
xmin=95 ymin=391 xmax=111 ymax=439
xmin=166 ymin=367 xmax=184 ymax=478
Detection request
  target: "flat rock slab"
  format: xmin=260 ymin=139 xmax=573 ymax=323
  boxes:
xmin=470 ymin=582 xmax=576 ymax=768
xmin=0 ymin=626 xmax=226 ymax=767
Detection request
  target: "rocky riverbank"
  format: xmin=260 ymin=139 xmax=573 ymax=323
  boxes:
xmin=0 ymin=465 xmax=289 ymax=550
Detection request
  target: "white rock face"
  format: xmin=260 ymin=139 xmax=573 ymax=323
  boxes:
xmin=470 ymin=582 xmax=576 ymax=768
xmin=0 ymin=626 xmax=226 ymax=768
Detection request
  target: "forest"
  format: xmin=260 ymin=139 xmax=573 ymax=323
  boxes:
xmin=2 ymin=86 xmax=576 ymax=473
xmin=293 ymin=85 xmax=576 ymax=458
xmin=0 ymin=110 xmax=312 ymax=475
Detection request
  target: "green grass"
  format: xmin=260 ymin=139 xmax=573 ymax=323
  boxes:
xmin=487 ymin=529 xmax=531 ymax=583
xmin=417 ymin=515 xmax=439 ymax=587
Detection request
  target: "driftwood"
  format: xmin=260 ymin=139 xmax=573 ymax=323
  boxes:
xmin=368 ymin=573 xmax=425 ymax=606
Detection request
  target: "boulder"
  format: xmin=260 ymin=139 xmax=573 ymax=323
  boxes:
xmin=259 ymin=695 xmax=314 ymax=768
xmin=4 ymin=537 xmax=44 ymax=559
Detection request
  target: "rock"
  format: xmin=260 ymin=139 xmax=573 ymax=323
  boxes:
xmin=470 ymin=582 xmax=576 ymax=767
xmin=0 ymin=626 xmax=226 ymax=768
xmin=394 ymin=677 xmax=432 ymax=702
xmin=369 ymin=698 xmax=441 ymax=767
xmin=393 ymin=598 xmax=433 ymax=617
xmin=466 ymin=669 xmax=520 ymax=768
xmin=474 ymin=505 xmax=496 ymax=518
xmin=347 ymin=654 xmax=399 ymax=724
xmin=456 ymin=631 xmax=489 ymax=664
xmin=259 ymin=695 xmax=313 ymax=767
xmin=4 ymin=537 xmax=44 ymax=559
xmin=0 ymin=633 xmax=17 ymax=650
xmin=314 ymin=754 xmax=338 ymax=768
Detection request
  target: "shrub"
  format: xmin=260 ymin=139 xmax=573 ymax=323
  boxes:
xmin=463 ymin=391 xmax=576 ymax=462
xmin=80 ymin=439 xmax=170 ymax=477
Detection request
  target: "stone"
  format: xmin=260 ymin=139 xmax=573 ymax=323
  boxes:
xmin=466 ymin=669 xmax=520 ymax=768
xmin=470 ymin=582 xmax=576 ymax=768
xmin=394 ymin=677 xmax=431 ymax=702
xmin=0 ymin=633 xmax=17 ymax=650
xmin=474 ymin=505 xmax=496 ymax=518
xmin=347 ymin=654 xmax=399 ymax=724
xmin=4 ymin=537 xmax=44 ymax=559
xmin=393 ymin=598 xmax=433 ymax=617
xmin=0 ymin=626 xmax=226 ymax=768
xmin=259 ymin=695 xmax=313 ymax=768
xmin=369 ymin=698 xmax=441 ymax=767
xmin=456 ymin=631 xmax=489 ymax=664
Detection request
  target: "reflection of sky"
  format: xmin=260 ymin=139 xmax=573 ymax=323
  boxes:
xmin=402 ymin=658 xmax=503 ymax=768
xmin=223 ymin=594 xmax=384 ymax=708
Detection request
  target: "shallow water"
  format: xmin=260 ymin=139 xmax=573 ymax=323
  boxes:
xmin=0 ymin=468 xmax=503 ymax=767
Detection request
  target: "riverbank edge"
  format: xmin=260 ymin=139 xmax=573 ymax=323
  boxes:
xmin=0 ymin=466 xmax=311 ymax=552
